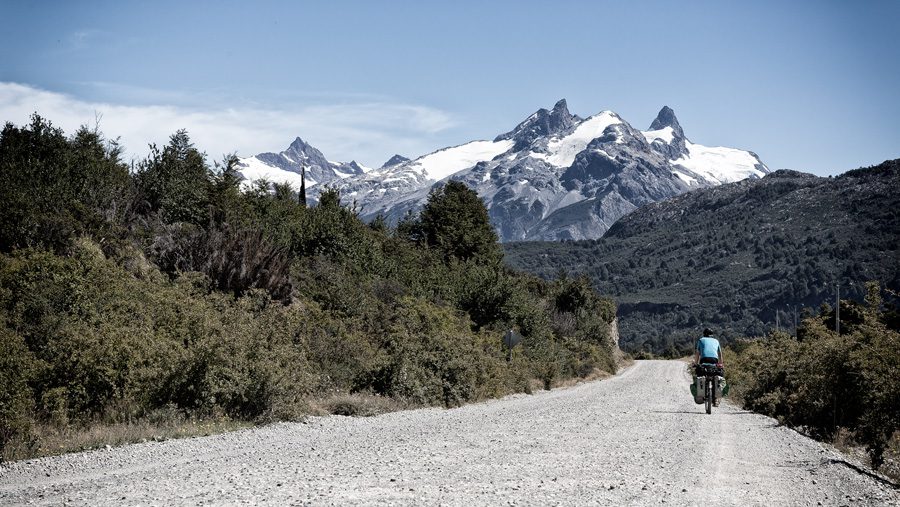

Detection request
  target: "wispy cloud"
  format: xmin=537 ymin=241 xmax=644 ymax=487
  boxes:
xmin=71 ymin=30 xmax=97 ymax=44
xmin=49 ymin=29 xmax=104 ymax=54
xmin=0 ymin=82 xmax=458 ymax=166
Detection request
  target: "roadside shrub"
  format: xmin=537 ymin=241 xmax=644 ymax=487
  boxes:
xmin=153 ymin=290 xmax=313 ymax=420
xmin=728 ymin=284 xmax=900 ymax=468
xmin=456 ymin=263 xmax=518 ymax=329
xmin=371 ymin=297 xmax=505 ymax=406
xmin=0 ymin=116 xmax=129 ymax=253
xmin=852 ymin=313 xmax=900 ymax=468
xmin=0 ymin=328 xmax=35 ymax=459
xmin=292 ymin=255 xmax=376 ymax=317
xmin=0 ymin=243 xmax=315 ymax=427
xmin=0 ymin=116 xmax=621 ymax=461
xmin=302 ymin=303 xmax=382 ymax=394
xmin=152 ymin=224 xmax=292 ymax=302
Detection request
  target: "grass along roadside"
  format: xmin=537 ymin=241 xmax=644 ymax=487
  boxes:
xmin=828 ymin=429 xmax=900 ymax=484
xmin=2 ymin=414 xmax=252 ymax=462
xmin=2 ymin=395 xmax=402 ymax=463
xmin=2 ymin=394 xmax=409 ymax=463
xmin=2 ymin=362 xmax=631 ymax=464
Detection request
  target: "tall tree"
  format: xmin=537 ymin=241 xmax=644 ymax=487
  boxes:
xmin=136 ymin=130 xmax=210 ymax=226
xmin=299 ymin=165 xmax=307 ymax=208
xmin=417 ymin=180 xmax=502 ymax=264
xmin=0 ymin=115 xmax=129 ymax=251
xmin=208 ymin=154 xmax=245 ymax=227
xmin=0 ymin=115 xmax=72 ymax=251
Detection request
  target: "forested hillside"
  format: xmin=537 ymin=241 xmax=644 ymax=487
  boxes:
xmin=505 ymin=161 xmax=900 ymax=353
xmin=0 ymin=116 xmax=617 ymax=460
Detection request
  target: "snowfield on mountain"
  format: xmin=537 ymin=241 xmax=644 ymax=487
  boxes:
xmin=237 ymin=100 xmax=768 ymax=241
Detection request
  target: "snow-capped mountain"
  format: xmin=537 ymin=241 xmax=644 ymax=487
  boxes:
xmin=239 ymin=100 xmax=768 ymax=241
xmin=645 ymin=106 xmax=766 ymax=186
xmin=237 ymin=137 xmax=370 ymax=189
xmin=334 ymin=100 xmax=767 ymax=241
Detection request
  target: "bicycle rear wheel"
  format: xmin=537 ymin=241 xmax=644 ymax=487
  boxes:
xmin=705 ymin=378 xmax=712 ymax=414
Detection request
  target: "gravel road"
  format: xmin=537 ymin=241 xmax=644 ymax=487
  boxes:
xmin=1 ymin=360 xmax=896 ymax=506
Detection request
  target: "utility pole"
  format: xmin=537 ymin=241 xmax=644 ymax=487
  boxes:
xmin=835 ymin=283 xmax=840 ymax=334
xmin=793 ymin=305 xmax=798 ymax=337
xmin=776 ymin=310 xmax=780 ymax=333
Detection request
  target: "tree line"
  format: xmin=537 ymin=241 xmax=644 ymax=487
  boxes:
xmin=0 ymin=115 xmax=617 ymax=460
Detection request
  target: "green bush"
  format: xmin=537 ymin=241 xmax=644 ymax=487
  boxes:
xmin=0 ymin=117 xmax=131 ymax=255
xmin=371 ymin=297 xmax=503 ymax=406
xmin=0 ymin=116 xmax=620 ymax=460
xmin=728 ymin=284 xmax=900 ymax=468
xmin=134 ymin=130 xmax=210 ymax=226
xmin=0 ymin=244 xmax=315 ymax=425
xmin=414 ymin=181 xmax=503 ymax=264
xmin=0 ymin=328 xmax=35 ymax=456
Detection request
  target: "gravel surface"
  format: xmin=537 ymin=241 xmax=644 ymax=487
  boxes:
xmin=1 ymin=360 xmax=896 ymax=506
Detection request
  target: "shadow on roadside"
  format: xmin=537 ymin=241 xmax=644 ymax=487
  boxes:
xmin=649 ymin=410 xmax=756 ymax=416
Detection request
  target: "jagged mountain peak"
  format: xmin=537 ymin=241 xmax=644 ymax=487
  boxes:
xmin=551 ymin=98 xmax=570 ymax=116
xmin=237 ymin=136 xmax=363 ymax=192
xmin=648 ymin=106 xmax=684 ymax=137
xmin=288 ymin=136 xmax=312 ymax=151
xmin=381 ymin=154 xmax=410 ymax=169
xmin=640 ymin=106 xmax=689 ymax=162
xmin=494 ymin=98 xmax=581 ymax=149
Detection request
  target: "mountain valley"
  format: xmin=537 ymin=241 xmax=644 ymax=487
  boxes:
xmin=505 ymin=160 xmax=900 ymax=352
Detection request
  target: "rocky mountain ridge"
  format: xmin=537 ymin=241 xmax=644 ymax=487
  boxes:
xmin=236 ymin=137 xmax=370 ymax=190
xmin=238 ymin=100 xmax=769 ymax=241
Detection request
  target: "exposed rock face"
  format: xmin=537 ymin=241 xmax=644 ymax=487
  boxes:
xmin=236 ymin=137 xmax=367 ymax=189
xmin=644 ymin=106 xmax=688 ymax=160
xmin=494 ymin=99 xmax=582 ymax=151
xmin=649 ymin=105 xmax=681 ymax=132
xmin=238 ymin=101 xmax=769 ymax=241
xmin=607 ymin=317 xmax=624 ymax=363
xmin=338 ymin=103 xmax=767 ymax=241
xmin=381 ymin=154 xmax=410 ymax=169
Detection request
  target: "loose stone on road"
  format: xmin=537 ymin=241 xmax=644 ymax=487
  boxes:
xmin=1 ymin=360 xmax=896 ymax=505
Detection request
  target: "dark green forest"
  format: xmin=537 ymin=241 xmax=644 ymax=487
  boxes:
xmin=505 ymin=163 xmax=900 ymax=354
xmin=0 ymin=116 xmax=618 ymax=460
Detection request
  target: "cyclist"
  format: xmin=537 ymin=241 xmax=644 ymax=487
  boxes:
xmin=693 ymin=328 xmax=724 ymax=406
xmin=694 ymin=327 xmax=722 ymax=367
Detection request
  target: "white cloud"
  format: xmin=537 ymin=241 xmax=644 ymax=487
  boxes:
xmin=0 ymin=82 xmax=457 ymax=166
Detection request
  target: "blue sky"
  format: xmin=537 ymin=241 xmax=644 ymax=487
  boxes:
xmin=1 ymin=0 xmax=898 ymax=174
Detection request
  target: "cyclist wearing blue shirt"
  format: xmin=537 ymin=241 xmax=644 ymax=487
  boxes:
xmin=693 ymin=328 xmax=724 ymax=406
xmin=694 ymin=327 xmax=722 ymax=365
